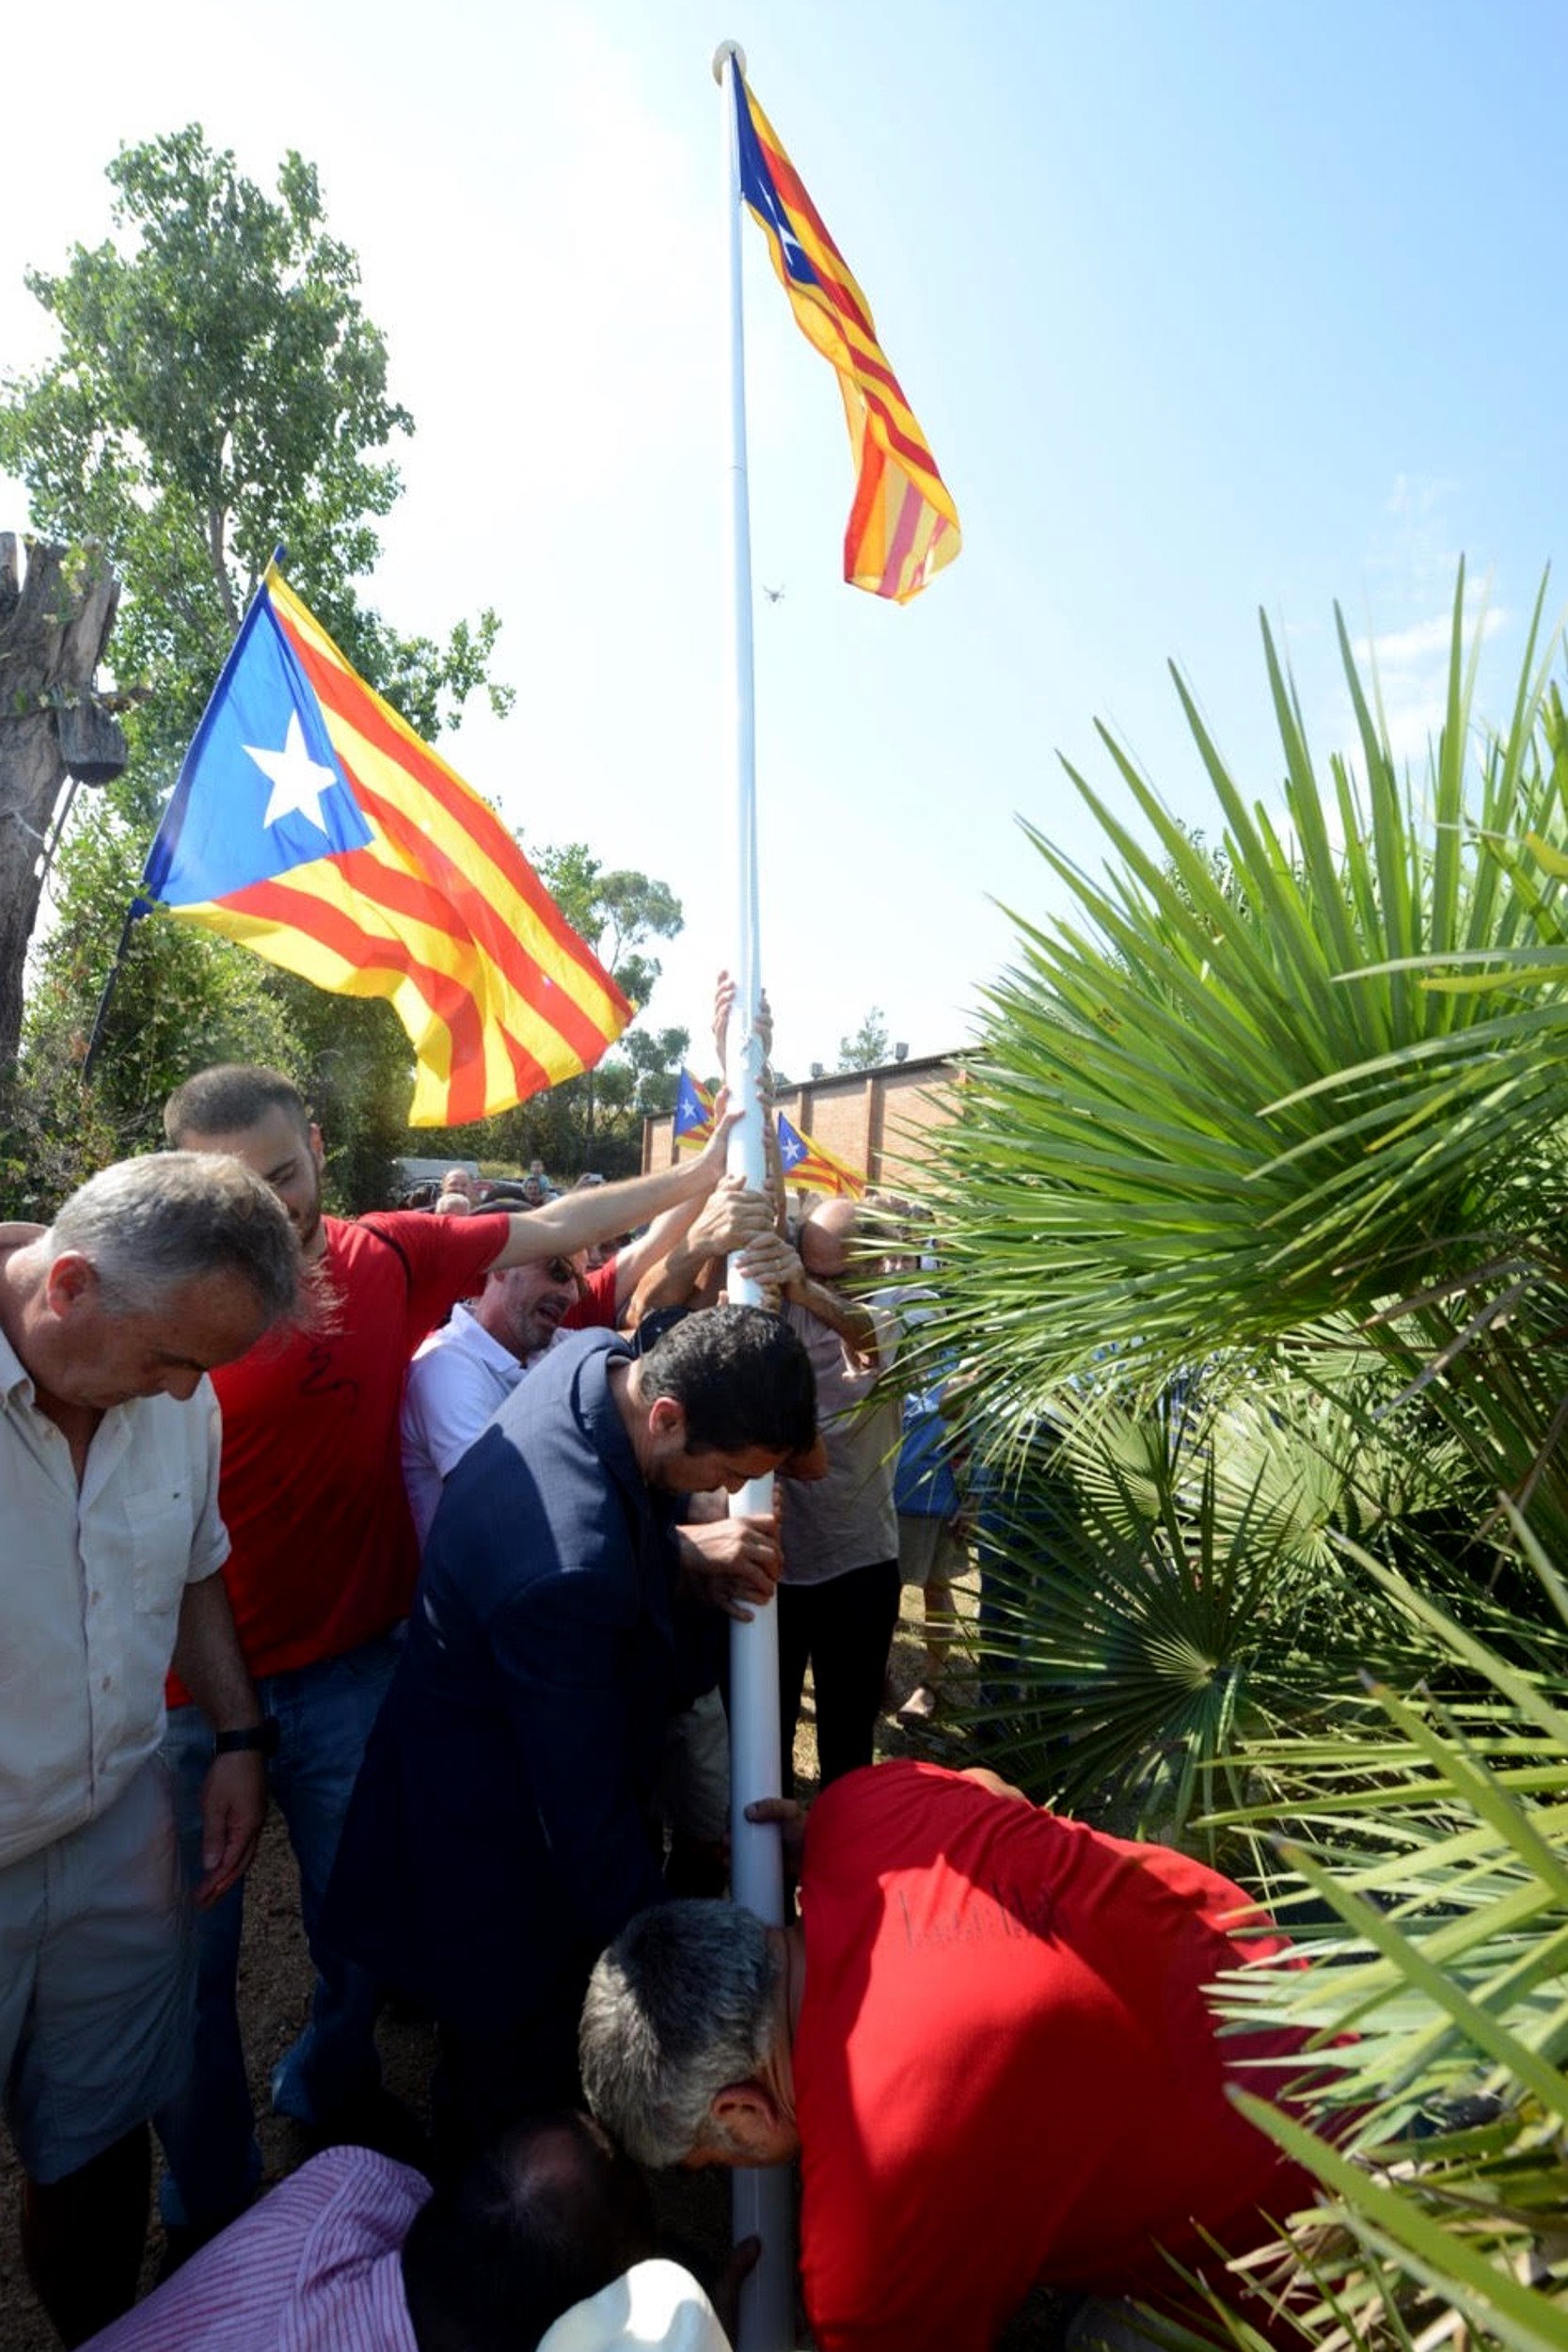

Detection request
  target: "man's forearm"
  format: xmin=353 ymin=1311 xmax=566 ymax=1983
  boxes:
xmin=626 ymin=1184 xmax=782 ymax=1324
xmin=610 ymin=1195 xmax=706 ymax=1310
xmin=626 ymin=1235 xmax=705 ymax=1326
xmin=785 ymin=1272 xmax=879 ymax=1362
xmin=171 ymin=1572 xmax=261 ymax=1733
xmin=491 ymin=1151 xmax=720 ymax=1270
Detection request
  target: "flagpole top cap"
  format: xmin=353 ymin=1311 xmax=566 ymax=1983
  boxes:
xmin=711 ymin=40 xmax=746 ymax=85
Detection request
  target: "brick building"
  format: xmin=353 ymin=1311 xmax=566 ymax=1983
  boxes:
xmin=641 ymin=1049 xmax=962 ymax=1193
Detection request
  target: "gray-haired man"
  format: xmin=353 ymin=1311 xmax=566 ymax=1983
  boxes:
xmin=0 ymin=1152 xmax=300 ymax=2344
xmin=580 ymin=1761 xmax=1322 ymax=2352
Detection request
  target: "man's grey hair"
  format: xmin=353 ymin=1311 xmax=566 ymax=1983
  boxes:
xmin=45 ymin=1152 xmax=301 ymax=1322
xmin=578 ymin=1901 xmax=780 ymax=2169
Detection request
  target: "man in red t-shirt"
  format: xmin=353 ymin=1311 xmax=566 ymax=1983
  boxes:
xmin=154 ymin=1061 xmax=737 ymax=2250
xmin=581 ymin=1761 xmax=1323 ymax=2352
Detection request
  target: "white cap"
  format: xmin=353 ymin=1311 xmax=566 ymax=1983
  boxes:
xmin=537 ymin=2260 xmax=731 ymax=2352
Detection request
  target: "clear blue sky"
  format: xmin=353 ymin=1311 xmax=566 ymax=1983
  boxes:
xmin=5 ymin=0 xmax=1566 ymax=1083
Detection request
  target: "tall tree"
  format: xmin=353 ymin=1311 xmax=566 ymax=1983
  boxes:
xmin=532 ymin=846 xmax=684 ymax=1015
xmin=0 ymin=125 xmax=511 ymax=771
xmin=837 ymin=1005 xmax=890 ymax=1070
xmin=0 ymin=126 xmax=509 ymax=1204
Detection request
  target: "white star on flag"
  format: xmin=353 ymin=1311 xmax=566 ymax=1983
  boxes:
xmin=246 ymin=711 xmax=341 ymax=832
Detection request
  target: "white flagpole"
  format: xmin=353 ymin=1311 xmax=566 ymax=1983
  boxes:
xmin=713 ymin=36 xmax=795 ymax=2352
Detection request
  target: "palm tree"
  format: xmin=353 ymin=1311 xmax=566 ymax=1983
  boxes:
xmin=967 ymin=1364 xmax=1481 ymax=1858
xmin=1125 ymin=1522 xmax=1568 ymax=2352
xmin=927 ymin=568 xmax=1568 ymax=1552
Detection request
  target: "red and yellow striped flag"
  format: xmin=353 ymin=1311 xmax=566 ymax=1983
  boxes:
xmin=140 ymin=564 xmax=631 ymax=1125
xmin=733 ymin=70 xmax=960 ymax=604
xmin=776 ymin=1111 xmax=866 ymax=1200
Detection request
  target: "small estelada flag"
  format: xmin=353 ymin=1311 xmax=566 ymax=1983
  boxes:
xmin=776 ymin=1110 xmax=866 ymax=1199
xmin=139 ymin=564 xmax=632 ymax=1125
xmin=673 ymin=1068 xmax=718 ymax=1150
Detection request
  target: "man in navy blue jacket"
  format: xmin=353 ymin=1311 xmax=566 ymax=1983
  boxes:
xmin=325 ymin=1306 xmax=818 ymax=2154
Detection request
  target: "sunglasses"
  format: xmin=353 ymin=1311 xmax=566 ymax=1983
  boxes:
xmin=542 ymin=1257 xmax=581 ymax=1285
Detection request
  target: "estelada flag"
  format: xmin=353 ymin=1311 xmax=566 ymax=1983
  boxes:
xmin=776 ymin=1110 xmax=866 ymax=1200
xmin=673 ymin=1068 xmax=717 ymax=1149
xmin=140 ymin=564 xmax=632 ymax=1125
xmin=732 ymin=68 xmax=960 ymax=603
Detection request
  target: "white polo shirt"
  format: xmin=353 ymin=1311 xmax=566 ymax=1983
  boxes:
xmin=401 ymin=1303 xmax=539 ymax=1545
xmin=0 ymin=1326 xmax=229 ymax=1870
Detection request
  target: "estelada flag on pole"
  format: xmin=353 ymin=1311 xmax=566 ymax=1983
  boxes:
xmin=140 ymin=564 xmax=632 ymax=1126
xmin=776 ymin=1110 xmax=866 ymax=1200
xmin=673 ymin=1067 xmax=718 ymax=1149
xmin=732 ymin=68 xmax=960 ymax=603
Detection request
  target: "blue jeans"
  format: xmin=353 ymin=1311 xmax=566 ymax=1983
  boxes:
xmin=154 ymin=1631 xmax=401 ymax=2230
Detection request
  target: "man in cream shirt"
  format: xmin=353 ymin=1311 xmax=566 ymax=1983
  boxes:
xmin=0 ymin=1152 xmax=300 ymax=2344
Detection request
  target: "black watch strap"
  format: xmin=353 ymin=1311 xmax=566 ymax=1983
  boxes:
xmin=213 ymin=1720 xmax=279 ymax=1758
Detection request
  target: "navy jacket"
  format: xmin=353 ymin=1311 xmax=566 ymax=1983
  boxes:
xmin=325 ymin=1331 xmax=689 ymax=2024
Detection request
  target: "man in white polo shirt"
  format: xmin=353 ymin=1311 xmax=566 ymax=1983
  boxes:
xmin=401 ymin=1250 xmax=583 ymax=1544
xmin=0 ymin=1152 xmax=300 ymax=2344
xmin=401 ymin=1178 xmax=785 ymax=1546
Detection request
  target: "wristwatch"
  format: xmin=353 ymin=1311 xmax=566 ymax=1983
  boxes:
xmin=213 ymin=1721 xmax=280 ymax=1758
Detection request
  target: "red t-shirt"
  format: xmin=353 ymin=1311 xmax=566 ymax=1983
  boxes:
xmin=563 ymin=1255 xmax=619 ymax=1330
xmin=169 ymin=1210 xmax=509 ymax=1696
xmin=795 ymin=1762 xmax=1317 ymax=2352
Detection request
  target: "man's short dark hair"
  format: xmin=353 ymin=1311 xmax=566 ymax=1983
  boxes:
xmin=636 ymin=1304 xmax=816 ymax=1456
xmin=164 ymin=1063 xmax=311 ymax=1146
xmin=400 ymin=2113 xmax=656 ymax=2352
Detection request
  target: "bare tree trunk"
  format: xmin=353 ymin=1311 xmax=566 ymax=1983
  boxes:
xmin=0 ymin=537 xmax=122 ymax=1068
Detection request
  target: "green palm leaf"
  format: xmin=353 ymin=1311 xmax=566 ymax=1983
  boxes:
xmin=1160 ymin=1534 xmax=1568 ymax=2348
xmin=925 ymin=565 xmax=1568 ymax=1545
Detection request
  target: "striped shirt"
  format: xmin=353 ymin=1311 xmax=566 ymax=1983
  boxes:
xmin=81 ymin=2148 xmax=429 ymax=2350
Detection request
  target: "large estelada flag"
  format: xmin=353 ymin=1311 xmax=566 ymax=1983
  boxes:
xmin=776 ymin=1110 xmax=866 ymax=1200
xmin=733 ymin=68 xmax=960 ymax=604
xmin=140 ymin=564 xmax=633 ymax=1125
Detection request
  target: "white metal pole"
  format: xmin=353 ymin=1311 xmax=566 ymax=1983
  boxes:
xmin=713 ymin=36 xmax=795 ymax=2352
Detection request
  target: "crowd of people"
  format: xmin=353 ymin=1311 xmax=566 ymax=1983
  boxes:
xmin=3 ymin=1054 xmax=1329 ymax=2352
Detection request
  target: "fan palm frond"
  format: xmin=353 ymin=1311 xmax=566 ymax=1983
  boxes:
xmin=1144 ymin=1518 xmax=1568 ymax=2350
xmin=925 ymin=567 xmax=1568 ymax=1549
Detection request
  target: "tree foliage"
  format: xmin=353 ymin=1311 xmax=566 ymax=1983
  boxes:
xmin=0 ymin=125 xmax=511 ymax=771
xmin=836 ymin=1005 xmax=890 ymax=1070
xmin=971 ymin=1367 xmax=1481 ymax=1853
xmin=532 ymin=844 xmax=684 ymax=1017
xmin=0 ymin=124 xmax=515 ymax=1211
xmin=1164 ymin=1526 xmax=1568 ymax=2352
